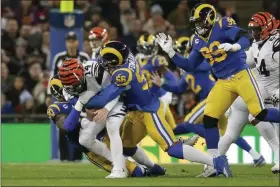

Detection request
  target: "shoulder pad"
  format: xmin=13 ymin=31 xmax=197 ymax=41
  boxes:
xmin=218 ymin=17 xmax=236 ymax=30
xmin=152 ymin=56 xmax=168 ymax=68
xmin=112 ymin=68 xmax=133 ymax=86
xmin=47 ymin=104 xmax=61 ymax=119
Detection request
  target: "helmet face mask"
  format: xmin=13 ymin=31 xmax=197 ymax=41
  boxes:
xmin=89 ymin=38 xmax=103 ymax=52
xmin=248 ymin=26 xmax=262 ymax=42
xmin=63 ymin=83 xmax=86 ymax=95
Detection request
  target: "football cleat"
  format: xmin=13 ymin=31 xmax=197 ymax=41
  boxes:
xmin=147 ymin=164 xmax=166 ymax=177
xmin=179 ymin=134 xmax=200 ymax=147
xmin=106 ymin=168 xmax=128 ymax=179
xmin=196 ymin=165 xmax=217 ymax=178
xmin=253 ymin=155 xmax=266 ymax=167
xmin=271 ymin=162 xmax=279 ymax=174
xmin=213 ymin=155 xmax=232 ymax=177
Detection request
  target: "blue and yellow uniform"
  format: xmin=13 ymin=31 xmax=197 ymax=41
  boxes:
xmin=47 ymin=101 xmax=143 ymax=176
xmin=86 ymin=52 xmax=177 ymax=151
xmin=137 ymin=55 xmax=177 ymax=130
xmin=162 ymin=62 xmax=215 ymax=124
xmin=171 ymin=15 xmax=266 ymax=120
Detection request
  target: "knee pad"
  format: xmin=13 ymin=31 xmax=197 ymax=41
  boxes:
xmin=123 ymin=147 xmax=137 ymax=156
xmin=167 ymin=142 xmax=183 ymax=159
xmin=203 ymin=115 xmax=218 ymax=129
xmin=255 ymin=109 xmax=268 ymax=121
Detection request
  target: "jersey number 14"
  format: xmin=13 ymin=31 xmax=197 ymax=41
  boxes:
xmin=254 ymin=58 xmax=270 ymax=77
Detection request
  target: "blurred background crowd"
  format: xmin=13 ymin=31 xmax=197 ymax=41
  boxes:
xmin=1 ymin=0 xmax=280 ymax=122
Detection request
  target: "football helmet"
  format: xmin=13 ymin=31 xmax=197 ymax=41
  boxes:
xmin=58 ymin=58 xmax=86 ymax=95
xmin=189 ymin=3 xmax=217 ymax=37
xmin=49 ymin=76 xmax=65 ymax=101
xmin=98 ymin=41 xmax=129 ymax=70
xmin=137 ymin=33 xmax=158 ymax=56
xmin=173 ymin=36 xmax=190 ymax=56
xmin=88 ymin=27 xmax=109 ymax=53
xmin=248 ymin=12 xmax=279 ymax=42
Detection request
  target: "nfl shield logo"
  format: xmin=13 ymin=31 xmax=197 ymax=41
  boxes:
xmin=64 ymin=15 xmax=75 ymax=28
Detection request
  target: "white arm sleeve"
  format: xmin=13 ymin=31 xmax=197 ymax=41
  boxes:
xmin=104 ymin=96 xmax=120 ymax=111
xmin=272 ymin=51 xmax=279 ymax=64
xmin=246 ymin=47 xmax=256 ymax=68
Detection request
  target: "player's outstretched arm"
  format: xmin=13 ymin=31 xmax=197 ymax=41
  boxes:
xmin=85 ymin=84 xmax=125 ymax=109
xmin=64 ymin=98 xmax=83 ymax=132
xmin=219 ymin=17 xmax=253 ymax=52
xmin=152 ymin=72 xmax=188 ymax=94
xmin=155 ymin=33 xmax=204 ymax=72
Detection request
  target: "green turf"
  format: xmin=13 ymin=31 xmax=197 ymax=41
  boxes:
xmin=1 ymin=163 xmax=279 ymax=186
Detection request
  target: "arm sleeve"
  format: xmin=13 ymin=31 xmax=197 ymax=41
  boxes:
xmin=171 ymin=50 xmax=204 ymax=72
xmin=64 ymin=107 xmax=81 ymax=132
xmin=163 ymin=70 xmax=177 ymax=84
xmin=224 ymin=27 xmax=251 ymax=49
xmin=245 ymin=47 xmax=256 ymax=68
xmin=85 ymin=84 xmax=125 ymax=109
xmin=162 ymin=76 xmax=188 ymax=94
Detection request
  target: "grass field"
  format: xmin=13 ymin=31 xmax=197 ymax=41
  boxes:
xmin=2 ymin=163 xmax=279 ymax=186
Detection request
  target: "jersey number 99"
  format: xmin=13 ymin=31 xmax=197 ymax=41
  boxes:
xmin=200 ymin=41 xmax=227 ymax=65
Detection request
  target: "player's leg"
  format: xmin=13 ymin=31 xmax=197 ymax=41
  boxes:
xmin=204 ymin=80 xmax=238 ymax=156
xmin=173 ymin=100 xmax=206 ymax=135
xmin=79 ymin=118 xmax=112 ymax=161
xmin=106 ymin=103 xmax=127 ymax=177
xmin=145 ymin=103 xmax=232 ymax=177
xmin=237 ymin=69 xmax=280 ymax=123
xmin=85 ymin=151 xmax=147 ymax=177
xmin=121 ymin=112 xmax=166 ymax=176
xmin=165 ymin=105 xmax=177 ymax=130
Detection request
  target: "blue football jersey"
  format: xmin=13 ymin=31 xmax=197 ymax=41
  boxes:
xmin=191 ymin=17 xmax=248 ymax=78
xmin=162 ymin=61 xmax=214 ymax=101
xmin=111 ymin=53 xmax=160 ymax=112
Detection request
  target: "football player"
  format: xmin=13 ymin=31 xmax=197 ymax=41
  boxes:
xmin=88 ymin=27 xmax=109 ymax=58
xmin=217 ymin=12 xmax=280 ymax=174
xmin=47 ymin=77 xmax=147 ymax=177
xmin=58 ymin=58 xmax=128 ymax=178
xmin=152 ymin=36 xmax=265 ymax=177
xmin=155 ymin=3 xmax=280 ymax=163
xmin=136 ymin=34 xmax=179 ymax=137
xmin=82 ymin=41 xmax=232 ymax=177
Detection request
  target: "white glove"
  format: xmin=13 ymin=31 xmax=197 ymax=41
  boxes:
xmin=271 ymin=89 xmax=279 ymax=105
xmin=218 ymin=43 xmax=241 ymax=52
xmin=155 ymin=33 xmax=175 ymax=58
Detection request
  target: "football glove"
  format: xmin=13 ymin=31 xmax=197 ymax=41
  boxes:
xmin=271 ymin=89 xmax=279 ymax=105
xmin=218 ymin=43 xmax=241 ymax=52
xmin=155 ymin=33 xmax=175 ymax=58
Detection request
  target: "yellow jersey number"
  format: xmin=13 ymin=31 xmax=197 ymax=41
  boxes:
xmin=135 ymin=63 xmax=149 ymax=90
xmin=200 ymin=41 xmax=227 ymax=65
xmin=185 ymin=74 xmax=201 ymax=94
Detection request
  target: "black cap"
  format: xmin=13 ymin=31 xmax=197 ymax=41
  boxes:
xmin=66 ymin=31 xmax=78 ymax=40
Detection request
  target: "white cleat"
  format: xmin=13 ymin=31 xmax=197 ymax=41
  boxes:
xmin=196 ymin=165 xmax=217 ymax=178
xmin=106 ymin=168 xmax=128 ymax=179
xmin=271 ymin=162 xmax=279 ymax=174
xmin=179 ymin=135 xmax=200 ymax=146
